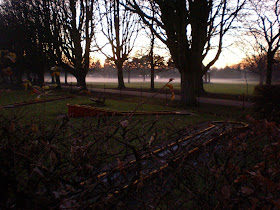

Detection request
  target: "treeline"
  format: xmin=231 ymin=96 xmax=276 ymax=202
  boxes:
xmin=89 ymin=55 xmax=180 ymax=79
xmin=0 ymin=0 xmax=279 ymax=105
xmin=209 ymin=59 xmax=280 ymax=83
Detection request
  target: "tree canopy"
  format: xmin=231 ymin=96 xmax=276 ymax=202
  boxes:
xmin=124 ymin=0 xmax=245 ymax=105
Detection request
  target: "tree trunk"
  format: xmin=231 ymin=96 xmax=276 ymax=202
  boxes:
xmin=76 ymin=74 xmax=87 ymax=90
xmin=37 ymin=72 xmax=44 ymax=87
xmin=65 ymin=71 xmax=68 ymax=84
xmin=150 ymin=29 xmax=155 ymax=90
xmin=197 ymin=76 xmax=206 ymax=96
xmin=116 ymin=63 xmax=125 ymax=89
xmin=151 ymin=64 xmax=155 ymax=90
xmin=128 ymin=67 xmax=130 ymax=83
xmin=55 ymin=74 xmax=61 ymax=88
xmin=266 ymin=56 xmax=273 ymax=85
xmin=51 ymin=75 xmax=55 ymax=83
xmin=180 ymin=71 xmax=197 ymax=106
xmin=259 ymin=69 xmax=265 ymax=85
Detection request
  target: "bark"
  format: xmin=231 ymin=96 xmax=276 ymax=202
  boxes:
xmin=55 ymin=74 xmax=61 ymax=88
xmin=128 ymin=67 xmax=131 ymax=83
xmin=65 ymin=71 xmax=68 ymax=84
xmin=197 ymin=77 xmax=206 ymax=96
xmin=142 ymin=69 xmax=146 ymax=82
xmin=76 ymin=73 xmax=87 ymax=90
xmin=61 ymin=63 xmax=87 ymax=90
xmin=116 ymin=62 xmax=125 ymax=89
xmin=150 ymin=4 xmax=155 ymax=90
xmin=266 ymin=55 xmax=274 ymax=85
xmin=51 ymin=75 xmax=55 ymax=83
xmin=150 ymin=35 xmax=155 ymax=90
xmin=181 ymin=71 xmax=197 ymax=106
xmin=150 ymin=61 xmax=155 ymax=90
xmin=37 ymin=72 xmax=44 ymax=87
xmin=259 ymin=70 xmax=264 ymax=85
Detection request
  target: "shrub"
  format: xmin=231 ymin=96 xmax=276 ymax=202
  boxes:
xmin=1 ymin=110 xmax=280 ymax=209
xmin=252 ymin=85 xmax=280 ymax=123
xmin=0 ymin=112 xmax=185 ymax=208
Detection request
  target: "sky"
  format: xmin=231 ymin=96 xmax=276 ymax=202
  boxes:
xmin=90 ymin=0 xmax=249 ymax=69
xmin=92 ymin=33 xmax=246 ymax=69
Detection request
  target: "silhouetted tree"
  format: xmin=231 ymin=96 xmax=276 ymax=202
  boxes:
xmin=124 ymin=0 xmax=245 ymax=105
xmin=245 ymin=0 xmax=280 ymax=85
xmin=46 ymin=0 xmax=96 ymax=89
xmin=242 ymin=53 xmax=266 ymax=85
xmin=0 ymin=0 xmax=97 ymax=89
xmin=95 ymin=0 xmax=140 ymax=89
xmin=0 ymin=0 xmax=50 ymax=86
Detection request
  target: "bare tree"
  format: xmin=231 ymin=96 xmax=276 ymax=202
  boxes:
xmin=241 ymin=46 xmax=266 ymax=85
xmin=46 ymin=0 xmax=96 ymax=89
xmin=245 ymin=0 xmax=280 ymax=85
xmin=145 ymin=1 xmax=156 ymax=90
xmin=124 ymin=0 xmax=245 ymax=105
xmin=95 ymin=0 xmax=140 ymax=89
xmin=1 ymin=0 xmax=97 ymax=89
xmin=0 ymin=0 xmax=52 ymax=86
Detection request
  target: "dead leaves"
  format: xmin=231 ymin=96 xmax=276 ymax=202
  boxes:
xmin=31 ymin=124 xmax=39 ymax=133
xmin=165 ymin=83 xmax=175 ymax=101
xmin=118 ymin=158 xmax=126 ymax=176
xmin=221 ymin=185 xmax=231 ymax=199
xmin=52 ymin=71 xmax=60 ymax=77
xmin=79 ymin=90 xmax=91 ymax=96
xmin=241 ymin=186 xmax=254 ymax=195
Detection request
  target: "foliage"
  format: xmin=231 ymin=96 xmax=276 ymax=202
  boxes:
xmin=95 ymin=0 xmax=140 ymax=89
xmin=244 ymin=0 xmax=280 ymax=85
xmin=0 ymin=109 xmax=188 ymax=208
xmin=1 ymin=111 xmax=279 ymax=208
xmin=97 ymin=117 xmax=280 ymax=209
xmin=125 ymin=0 xmax=245 ymax=105
xmin=253 ymin=85 xmax=280 ymax=123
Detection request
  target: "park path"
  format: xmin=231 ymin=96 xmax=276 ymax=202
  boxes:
xmin=63 ymin=85 xmax=254 ymax=108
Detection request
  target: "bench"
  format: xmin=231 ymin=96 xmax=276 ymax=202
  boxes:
xmin=90 ymin=95 xmax=106 ymax=106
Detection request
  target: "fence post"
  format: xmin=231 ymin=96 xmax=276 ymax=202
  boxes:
xmin=166 ymin=87 xmax=168 ymax=103
xmin=242 ymin=93 xmax=245 ymax=111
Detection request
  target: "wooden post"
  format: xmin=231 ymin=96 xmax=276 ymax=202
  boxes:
xmin=242 ymin=93 xmax=245 ymax=111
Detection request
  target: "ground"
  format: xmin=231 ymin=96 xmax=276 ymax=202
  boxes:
xmin=3 ymin=82 xmax=278 ymax=209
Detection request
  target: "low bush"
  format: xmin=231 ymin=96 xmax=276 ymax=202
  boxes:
xmin=0 ymin=112 xmax=185 ymax=208
xmin=253 ymin=85 xmax=280 ymax=124
xmin=1 ymin=110 xmax=279 ymax=209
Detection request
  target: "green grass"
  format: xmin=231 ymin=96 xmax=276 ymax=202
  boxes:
xmin=0 ymin=88 xmax=252 ymax=171
xmin=203 ymin=83 xmax=256 ymax=96
xmin=86 ymin=82 xmax=257 ymax=96
xmin=0 ymin=89 xmax=179 ymax=124
xmin=0 ymin=88 xmax=242 ymax=127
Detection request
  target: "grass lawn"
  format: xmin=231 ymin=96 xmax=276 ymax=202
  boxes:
xmin=0 ymin=88 xmax=250 ymax=129
xmin=203 ymin=83 xmax=256 ymax=95
xmin=86 ymin=81 xmax=257 ymax=96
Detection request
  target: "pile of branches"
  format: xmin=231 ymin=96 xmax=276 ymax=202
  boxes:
xmin=1 ymin=112 xmax=280 ymax=209
xmin=109 ymin=116 xmax=280 ymax=209
xmin=253 ymin=85 xmax=280 ymax=124
xmin=0 ymin=112 xmax=188 ymax=209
